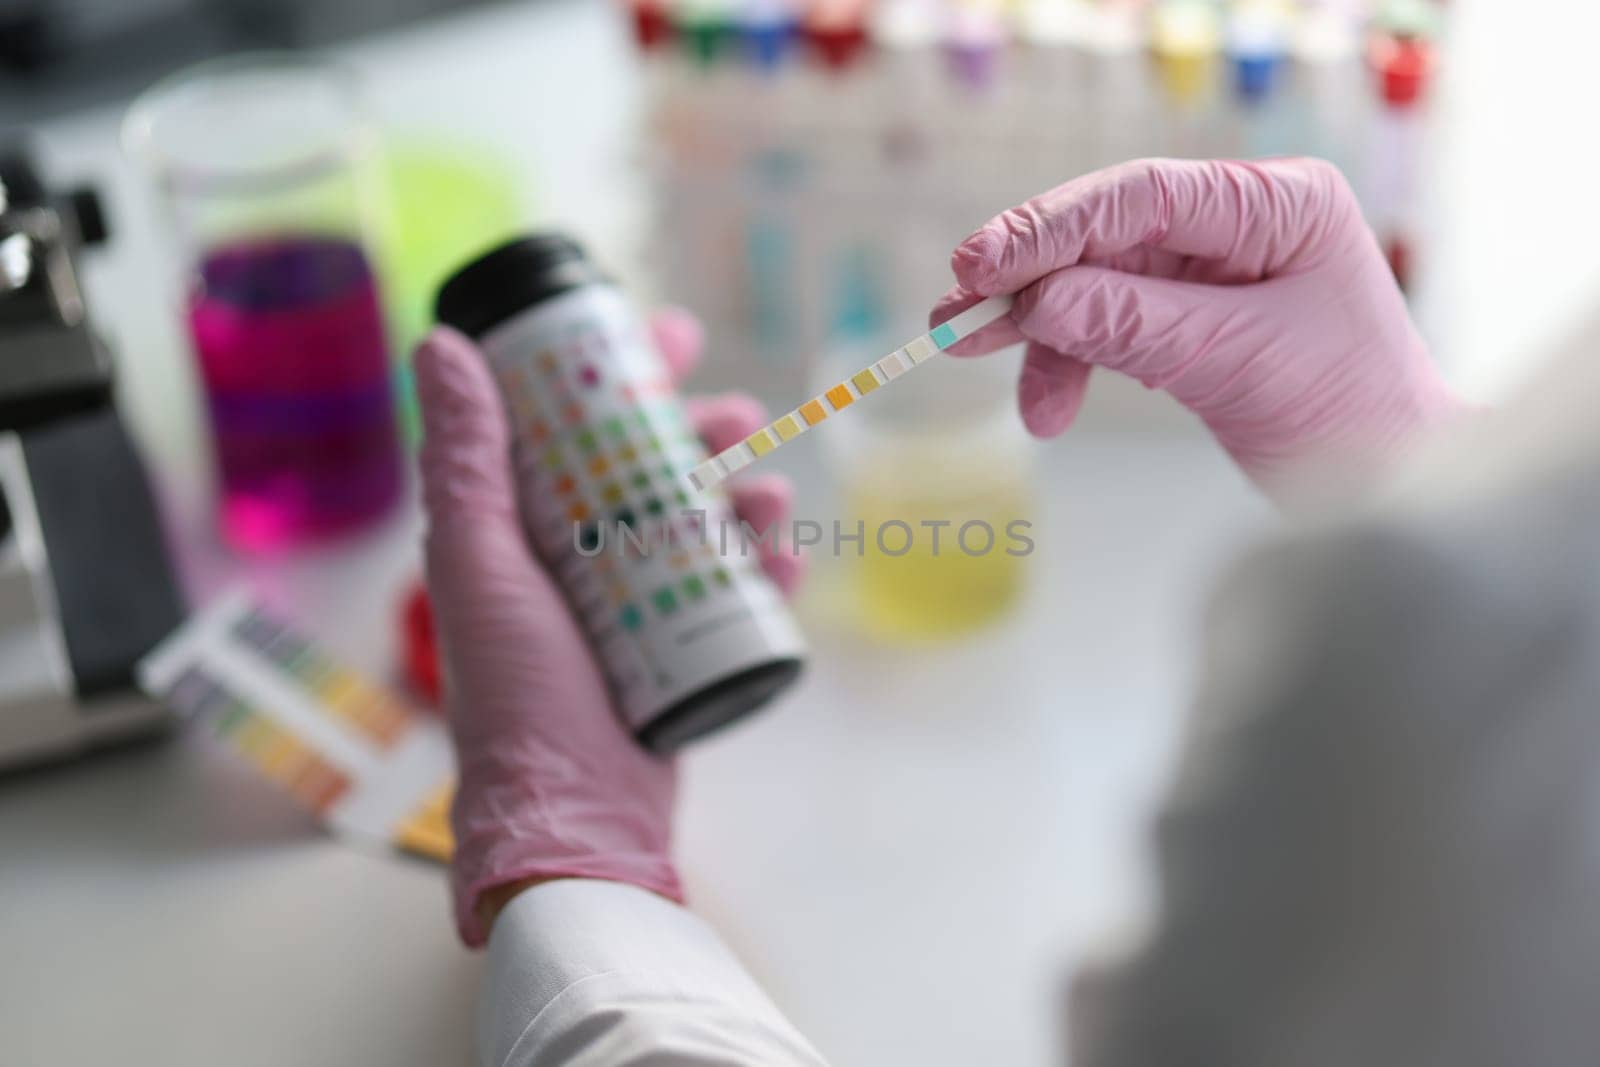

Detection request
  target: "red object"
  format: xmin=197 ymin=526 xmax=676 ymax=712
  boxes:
xmin=1385 ymin=233 xmax=1414 ymax=294
xmin=804 ymin=15 xmax=869 ymax=71
xmin=627 ymin=0 xmax=673 ymax=51
xmin=1370 ymin=33 xmax=1435 ymax=108
xmin=401 ymin=580 xmax=443 ymax=708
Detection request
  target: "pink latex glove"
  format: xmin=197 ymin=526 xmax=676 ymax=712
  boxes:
xmin=932 ymin=157 xmax=1464 ymax=499
xmin=415 ymin=310 xmax=803 ymax=947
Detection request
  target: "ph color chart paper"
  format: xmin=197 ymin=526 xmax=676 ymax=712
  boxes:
xmin=137 ymin=589 xmax=454 ymax=862
xmin=688 ymin=295 xmax=1014 ymax=491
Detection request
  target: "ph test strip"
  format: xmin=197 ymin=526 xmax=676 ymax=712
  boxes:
xmin=687 ymin=294 xmax=1013 ymax=492
xmin=137 ymin=588 xmax=457 ymax=863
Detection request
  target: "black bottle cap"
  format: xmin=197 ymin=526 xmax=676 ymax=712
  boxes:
xmin=636 ymin=657 xmax=805 ymax=754
xmin=434 ymin=232 xmax=606 ymax=339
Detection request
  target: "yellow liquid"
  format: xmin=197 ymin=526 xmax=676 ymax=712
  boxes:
xmin=848 ymin=484 xmax=1032 ymax=642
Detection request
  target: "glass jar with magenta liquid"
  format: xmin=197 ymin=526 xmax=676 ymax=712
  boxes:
xmin=126 ymin=54 xmax=402 ymax=551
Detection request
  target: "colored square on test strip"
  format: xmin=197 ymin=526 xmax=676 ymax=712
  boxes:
xmin=904 ymin=336 xmax=936 ymax=364
xmin=825 ymin=384 xmax=854 ymax=411
xmin=216 ymin=700 xmax=249 ymax=735
xmin=930 ymin=323 xmax=959 ymax=349
xmin=800 ymin=399 xmax=828 ymax=426
xmin=232 ymin=713 xmax=273 ymax=755
xmin=773 ymin=414 xmax=802 ymax=441
xmin=851 ymin=368 xmax=882 ymax=395
xmin=701 ymin=456 xmax=729 ymax=485
xmin=747 ymin=429 xmax=777 ymax=456
xmin=168 ymin=668 xmax=220 ymax=717
xmin=877 ymin=351 xmax=910 ymax=379
xmin=259 ymin=733 xmax=299 ymax=775
xmin=721 ymin=445 xmax=752 ymax=473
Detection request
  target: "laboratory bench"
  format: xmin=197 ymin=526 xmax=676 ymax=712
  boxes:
xmin=0 ymin=429 xmax=1271 ymax=1067
xmin=3 ymin=1 xmax=1596 ymax=1065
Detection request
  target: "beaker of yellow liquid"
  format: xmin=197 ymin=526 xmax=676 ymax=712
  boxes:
xmin=822 ymin=336 xmax=1035 ymax=642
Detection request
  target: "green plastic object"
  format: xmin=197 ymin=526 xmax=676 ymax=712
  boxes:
xmin=378 ymin=138 xmax=530 ymax=443
xmin=1375 ymin=0 xmax=1442 ymax=40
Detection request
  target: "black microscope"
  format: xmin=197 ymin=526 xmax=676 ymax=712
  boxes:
xmin=0 ymin=141 xmax=184 ymax=770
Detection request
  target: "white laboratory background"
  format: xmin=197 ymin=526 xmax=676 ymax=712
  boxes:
xmin=3 ymin=1 xmax=1599 ymax=1065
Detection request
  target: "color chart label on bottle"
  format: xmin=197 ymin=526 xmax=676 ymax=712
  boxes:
xmin=479 ymin=285 xmax=805 ymax=731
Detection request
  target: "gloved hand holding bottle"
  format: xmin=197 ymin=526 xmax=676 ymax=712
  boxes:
xmin=932 ymin=157 xmax=1466 ymax=501
xmin=415 ymin=310 xmax=802 ymax=947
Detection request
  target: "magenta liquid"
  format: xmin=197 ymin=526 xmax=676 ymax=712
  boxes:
xmin=187 ymin=236 xmax=402 ymax=551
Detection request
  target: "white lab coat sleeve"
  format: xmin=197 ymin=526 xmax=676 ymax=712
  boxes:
xmin=479 ymin=878 xmax=829 ymax=1067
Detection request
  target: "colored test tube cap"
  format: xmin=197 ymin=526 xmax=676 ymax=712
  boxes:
xmin=1370 ymin=32 xmax=1435 ymax=108
xmin=1232 ymin=51 xmax=1280 ymax=103
xmin=741 ymin=12 xmax=799 ymax=72
xmin=628 ymin=0 xmax=675 ymax=50
xmin=804 ymin=12 xmax=869 ymax=71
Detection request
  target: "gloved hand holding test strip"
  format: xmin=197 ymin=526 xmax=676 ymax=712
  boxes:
xmin=687 ymin=294 xmax=1014 ymax=492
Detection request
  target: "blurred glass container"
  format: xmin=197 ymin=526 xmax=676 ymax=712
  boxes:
xmin=125 ymin=53 xmax=402 ymax=552
xmin=823 ymin=325 xmax=1034 ymax=642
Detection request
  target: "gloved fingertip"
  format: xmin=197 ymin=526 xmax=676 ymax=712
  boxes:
xmin=650 ymin=307 xmax=705 ymax=382
xmin=951 ymin=228 xmax=1003 ymax=293
xmin=1022 ymin=405 xmax=1072 ymax=439
xmin=729 ymin=472 xmax=793 ymax=524
xmin=414 ymin=326 xmax=505 ymax=444
xmin=761 ymin=551 xmax=806 ymax=598
xmin=727 ymin=475 xmax=794 ymax=553
xmin=415 ymin=327 xmax=521 ymax=527
xmin=1019 ymin=366 xmax=1078 ymax=439
xmin=688 ymin=391 xmax=769 ymax=453
xmin=686 ymin=390 xmax=767 ymax=428
xmin=414 ymin=323 xmax=476 ymax=379
xmin=928 ymin=285 xmax=975 ymax=330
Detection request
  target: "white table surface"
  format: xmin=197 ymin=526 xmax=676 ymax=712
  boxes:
xmin=3 ymin=1 xmax=1597 ymax=1065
